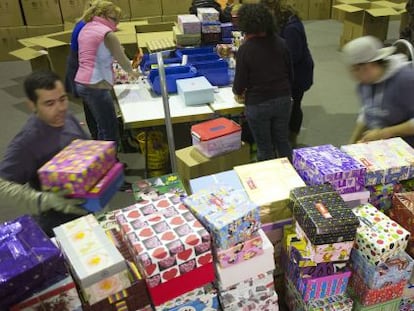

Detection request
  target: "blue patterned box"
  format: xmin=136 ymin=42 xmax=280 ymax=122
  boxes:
xmin=189 ymin=170 xmax=243 ymax=194
xmin=168 ymin=292 xmax=219 ymax=311
xmin=293 ymin=144 xmax=366 ymax=194
xmin=184 ymin=186 xmax=260 ymax=249
xmin=350 ymin=249 xmax=414 ymax=289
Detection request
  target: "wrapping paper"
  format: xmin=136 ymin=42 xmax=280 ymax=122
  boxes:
xmin=340 ymin=190 xmax=370 ymax=208
xmin=189 ymin=169 xmax=244 ymax=195
xmin=352 ymin=204 xmax=410 ymax=265
xmin=178 ymin=14 xmax=201 ymax=34
xmin=285 ymin=276 xmax=353 ymax=311
xmin=291 ymin=186 xmax=359 ymax=245
xmin=38 ymin=139 xmax=116 ymax=194
xmin=53 ymin=215 xmax=128 ymax=290
xmin=197 ymin=7 xmax=220 ymax=22
xmin=390 ymin=192 xmax=414 ymax=235
xmin=349 ymin=271 xmax=405 ymax=306
xmin=157 ymin=288 xmax=219 ymax=311
xmin=0 ymin=215 xmax=67 ymax=309
xmin=292 ymin=144 xmax=366 ymax=194
xmin=351 ymin=297 xmax=401 ymax=311
xmin=132 ymin=173 xmax=187 ymax=202
xmin=222 ymin=291 xmax=279 ymax=311
xmin=215 ymin=230 xmax=264 ymax=268
xmin=341 ymin=138 xmax=414 ymax=186
xmin=216 ymin=230 xmax=275 ymax=289
xmin=400 ymin=298 xmax=414 ymax=311
xmin=184 ymin=186 xmax=260 ymax=249
xmin=234 ymin=158 xmax=305 ymax=223
xmin=294 ymin=224 xmax=354 ymax=263
xmin=116 ymin=194 xmax=212 ymax=286
xmin=366 ymin=182 xmax=403 ymax=212
xmin=10 ymin=276 xmax=82 ymax=311
xmin=219 ymin=270 xmax=275 ymax=308
xmin=350 ymin=249 xmax=414 ymax=289
xmin=201 ymin=22 xmax=221 ymax=33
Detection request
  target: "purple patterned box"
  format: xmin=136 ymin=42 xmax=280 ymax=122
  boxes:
xmin=293 ymin=144 xmax=366 ymax=194
xmin=0 ymin=215 xmax=67 ymax=310
xmin=38 ymin=139 xmax=116 ymax=195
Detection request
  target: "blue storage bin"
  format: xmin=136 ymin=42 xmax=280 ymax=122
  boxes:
xmin=191 ymin=59 xmax=230 ymax=86
xmin=140 ymin=51 xmax=181 ymax=71
xmin=175 ymin=46 xmax=215 ymax=59
xmin=148 ymin=65 xmax=198 ymax=94
xmin=221 ymin=22 xmax=233 ymax=39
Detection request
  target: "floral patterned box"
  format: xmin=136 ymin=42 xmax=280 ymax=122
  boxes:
xmin=221 ymin=291 xmax=279 ymax=311
xmin=115 ymin=193 xmax=213 ymax=287
xmin=349 ymin=271 xmax=405 ymax=306
xmin=38 ymin=139 xmax=116 ymax=194
xmin=350 ymin=249 xmax=414 ymax=289
xmin=183 ymin=186 xmax=260 ymax=249
xmin=352 ymin=204 xmax=410 ymax=265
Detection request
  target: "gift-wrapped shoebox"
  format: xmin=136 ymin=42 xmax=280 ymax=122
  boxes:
xmin=69 ymin=162 xmax=124 ymax=212
xmin=197 ymin=7 xmax=220 ymax=22
xmin=341 ymin=138 xmax=414 ymax=186
xmin=234 ymin=158 xmax=306 ymax=223
xmin=173 ymin=25 xmax=201 ymax=47
xmin=178 ymin=14 xmax=201 ymax=34
xmin=221 ymin=291 xmax=279 ymax=311
xmin=391 ymin=192 xmax=414 ymax=235
xmin=351 ymin=297 xmax=401 ymax=311
xmin=340 ymin=190 xmax=370 ymax=208
xmin=215 ymin=230 xmax=275 ymax=290
xmin=189 ymin=169 xmax=243 ymax=195
xmin=10 ymin=275 xmax=82 ymax=311
xmin=183 ymin=185 xmax=260 ymax=249
xmin=177 ymin=76 xmax=215 ymax=107
xmin=400 ymin=297 xmax=414 ymax=311
xmin=218 ymin=270 xmax=276 ymax=310
xmin=352 ymin=204 xmax=410 ymax=265
xmin=190 ymin=117 xmax=241 ymax=158
xmin=291 ymin=185 xmax=359 ymax=245
xmin=285 ymin=276 xmax=353 ymax=311
xmin=115 ymin=194 xmax=215 ymax=305
xmin=53 ymin=215 xmax=130 ymax=304
xmin=201 ymin=22 xmax=221 ymax=33
xmin=350 ymin=248 xmax=414 ymax=289
xmin=38 ymin=139 xmax=116 ymax=194
xmin=366 ymin=182 xmax=403 ymax=212
xmin=0 ymin=215 xmax=67 ymax=309
xmin=349 ymin=270 xmax=405 ymax=306
xmin=292 ymin=144 xmax=366 ymax=194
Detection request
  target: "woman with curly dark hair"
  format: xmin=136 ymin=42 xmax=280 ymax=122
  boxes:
xmin=233 ymin=3 xmax=293 ymax=161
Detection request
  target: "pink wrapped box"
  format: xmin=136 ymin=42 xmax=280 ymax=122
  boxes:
xmin=38 ymin=139 xmax=116 ymax=195
xmin=215 ymin=230 xmax=264 ymax=268
xmin=352 ymin=203 xmax=410 ymax=265
xmin=349 ymin=270 xmax=405 ymax=306
xmin=115 ymin=193 xmax=213 ymax=287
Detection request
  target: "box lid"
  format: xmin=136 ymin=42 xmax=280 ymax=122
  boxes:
xmin=191 ymin=117 xmax=241 ymax=141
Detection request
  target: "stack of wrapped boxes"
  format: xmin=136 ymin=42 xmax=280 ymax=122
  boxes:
xmin=184 ymin=185 xmax=279 ymax=310
xmin=197 ymin=8 xmax=222 ymax=45
xmin=391 ymin=192 xmax=414 ymax=260
xmin=349 ymin=204 xmax=412 ymax=310
xmin=341 ymin=138 xmax=414 ymax=212
xmin=53 ymin=215 xmax=132 ymax=306
xmin=284 ymin=184 xmax=359 ymax=310
xmin=174 ymin=14 xmax=202 ymax=47
xmin=38 ymin=139 xmax=123 ymax=212
xmin=1 ymin=215 xmax=82 ymax=310
xmin=115 ymin=187 xmax=216 ymax=310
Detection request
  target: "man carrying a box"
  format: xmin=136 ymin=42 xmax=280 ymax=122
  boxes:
xmin=0 ymin=70 xmax=88 ymax=236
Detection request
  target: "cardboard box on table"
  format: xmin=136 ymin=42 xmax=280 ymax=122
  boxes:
xmin=10 ymin=275 xmax=82 ymax=311
xmin=0 ymin=26 xmax=28 ymax=62
xmin=53 ymin=215 xmax=130 ymax=305
xmin=291 ymin=186 xmax=359 ymax=245
xmin=292 ymin=144 xmax=367 ymax=194
xmin=173 ymin=25 xmax=201 ymax=46
xmin=183 ymin=185 xmax=260 ymax=249
xmin=176 ymin=142 xmax=250 ymax=193
xmin=38 ymin=139 xmax=117 ymax=195
xmin=0 ymin=215 xmax=68 ymax=310
xmin=352 ymin=203 xmax=410 ymax=265
xmin=234 ymin=158 xmax=306 ymax=224
xmin=20 ymin=0 xmax=63 ymax=26
xmin=0 ymin=0 xmax=24 ymax=27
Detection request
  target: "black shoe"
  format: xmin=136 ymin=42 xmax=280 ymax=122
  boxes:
xmin=119 ymin=181 xmax=132 ymax=192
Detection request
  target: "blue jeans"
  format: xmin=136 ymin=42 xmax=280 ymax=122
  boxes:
xmin=245 ymin=96 xmax=293 ymax=161
xmin=76 ymin=84 xmax=119 ymax=143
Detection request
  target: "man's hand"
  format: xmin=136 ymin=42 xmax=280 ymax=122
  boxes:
xmin=234 ymin=94 xmax=245 ymax=104
xmin=358 ymin=128 xmax=387 ymax=143
xmin=39 ymin=190 xmax=87 ymax=216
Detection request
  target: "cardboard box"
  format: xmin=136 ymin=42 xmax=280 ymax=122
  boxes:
xmin=8 ymin=46 xmax=51 ymax=71
xmin=333 ymin=2 xmax=400 ymax=46
xmin=308 ymin=0 xmax=331 ymax=20
xmin=0 ymin=26 xmax=27 ymax=62
xmin=129 ymin=0 xmax=162 ymax=18
xmin=176 ymin=142 xmax=250 ymax=193
xmin=20 ymin=0 xmax=63 ymax=26
xmin=111 ymin=0 xmax=132 ymax=20
xmin=58 ymin=0 xmax=85 ymax=23
xmin=0 ymin=0 xmax=24 ymax=26
xmin=161 ymin=0 xmax=192 ymax=15
xmin=331 ymin=0 xmax=369 ymax=21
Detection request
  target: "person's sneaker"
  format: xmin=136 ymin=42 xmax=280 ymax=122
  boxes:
xmin=119 ymin=181 xmax=132 ymax=192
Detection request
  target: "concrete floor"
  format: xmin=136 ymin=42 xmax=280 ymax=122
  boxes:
xmin=0 ymin=18 xmax=402 ymax=222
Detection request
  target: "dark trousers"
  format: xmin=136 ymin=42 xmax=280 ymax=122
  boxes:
xmin=289 ymin=89 xmax=304 ymax=134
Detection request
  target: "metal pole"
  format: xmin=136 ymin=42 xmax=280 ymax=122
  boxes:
xmin=157 ymin=52 xmax=177 ymax=172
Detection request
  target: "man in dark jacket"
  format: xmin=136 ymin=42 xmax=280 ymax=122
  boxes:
xmin=189 ymin=0 xmax=233 ymax=23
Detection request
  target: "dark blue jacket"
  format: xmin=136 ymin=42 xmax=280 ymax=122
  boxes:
xmin=280 ymin=15 xmax=314 ymax=92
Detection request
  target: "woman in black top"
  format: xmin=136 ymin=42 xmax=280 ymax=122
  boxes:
xmin=233 ymin=3 xmax=293 ymax=161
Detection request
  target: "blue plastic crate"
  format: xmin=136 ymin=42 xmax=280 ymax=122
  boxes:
xmin=175 ymin=46 xmax=215 ymax=59
xmin=140 ymin=51 xmax=181 ymax=72
xmin=191 ymin=59 xmax=230 ymax=86
xmin=148 ymin=65 xmax=198 ymax=94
